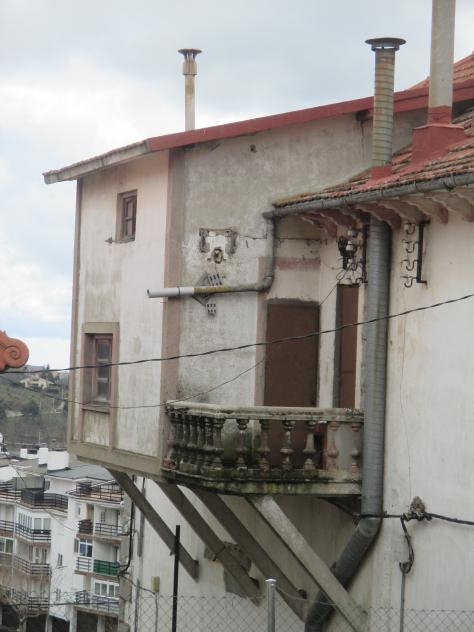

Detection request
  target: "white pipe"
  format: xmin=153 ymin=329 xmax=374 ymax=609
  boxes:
xmin=147 ymin=287 xmax=195 ymax=298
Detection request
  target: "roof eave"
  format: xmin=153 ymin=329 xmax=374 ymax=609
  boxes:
xmin=267 ymin=171 xmax=474 ymax=218
xmin=43 ymin=141 xmax=150 ymax=184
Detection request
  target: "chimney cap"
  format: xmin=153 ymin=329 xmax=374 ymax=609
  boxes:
xmin=365 ymin=37 xmax=406 ymax=51
xmin=178 ymin=48 xmax=202 ymax=59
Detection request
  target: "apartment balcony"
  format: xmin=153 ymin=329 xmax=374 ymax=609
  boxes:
xmin=0 ymin=586 xmax=49 ymax=613
xmin=20 ymin=490 xmax=68 ymax=512
xmin=71 ymin=482 xmax=123 ymax=505
xmin=0 ymin=552 xmax=13 ymax=567
xmin=76 ymin=556 xmax=120 ymax=577
xmin=14 ymin=556 xmax=50 ymax=577
xmin=163 ymin=402 xmax=364 ymax=496
xmin=0 ymin=520 xmax=14 ymax=537
xmin=75 ymin=590 xmax=119 ymax=616
xmin=0 ymin=484 xmax=21 ymax=503
xmin=78 ymin=519 xmax=124 ymax=541
xmin=15 ymin=522 xmax=51 ymax=544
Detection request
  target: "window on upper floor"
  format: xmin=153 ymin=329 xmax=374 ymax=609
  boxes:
xmin=82 ymin=324 xmax=118 ymax=410
xmin=117 ymin=190 xmax=137 ymax=242
xmin=57 ymin=553 xmax=63 ymax=567
xmin=0 ymin=538 xmax=13 ymax=554
xmin=78 ymin=538 xmax=93 ymax=558
xmin=94 ymin=581 xmax=119 ymax=598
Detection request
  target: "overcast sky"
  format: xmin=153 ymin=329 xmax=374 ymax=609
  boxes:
xmin=1 ymin=0 xmax=473 ymax=368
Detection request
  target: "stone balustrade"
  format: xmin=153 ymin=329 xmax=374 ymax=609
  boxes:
xmin=163 ymin=402 xmax=364 ymax=496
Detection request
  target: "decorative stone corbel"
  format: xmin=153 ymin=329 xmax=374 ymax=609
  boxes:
xmin=0 ymin=331 xmax=29 ymax=372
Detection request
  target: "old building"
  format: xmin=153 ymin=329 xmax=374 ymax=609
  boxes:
xmin=44 ymin=1 xmax=474 ymax=630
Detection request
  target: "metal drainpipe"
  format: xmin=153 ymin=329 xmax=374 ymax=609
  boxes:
xmin=305 ymin=217 xmax=391 ymax=632
xmin=147 ymin=218 xmax=275 ymax=298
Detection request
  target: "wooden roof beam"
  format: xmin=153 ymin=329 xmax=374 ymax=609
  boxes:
xmin=377 ymin=199 xmax=426 ymax=223
xmin=407 ymin=195 xmax=448 ymax=224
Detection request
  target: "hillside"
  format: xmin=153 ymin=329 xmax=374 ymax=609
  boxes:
xmin=0 ymin=367 xmax=68 ymax=449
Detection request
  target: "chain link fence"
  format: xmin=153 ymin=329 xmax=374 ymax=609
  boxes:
xmin=125 ymin=579 xmax=474 ymax=632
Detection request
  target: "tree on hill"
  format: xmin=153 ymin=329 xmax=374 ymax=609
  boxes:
xmin=21 ymin=399 xmax=39 ymax=417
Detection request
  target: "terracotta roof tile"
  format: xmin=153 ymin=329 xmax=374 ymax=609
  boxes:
xmin=410 ymin=52 xmax=474 ymax=89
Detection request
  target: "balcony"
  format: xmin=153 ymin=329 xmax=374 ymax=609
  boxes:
xmin=20 ymin=490 xmax=68 ymax=512
xmin=0 ymin=520 xmax=14 ymax=537
xmin=76 ymin=556 xmax=120 ymax=577
xmin=163 ymin=402 xmax=364 ymax=496
xmin=75 ymin=590 xmax=119 ymax=616
xmin=0 ymin=552 xmax=13 ymax=567
xmin=0 ymin=586 xmax=49 ymax=613
xmin=78 ymin=519 xmax=123 ymax=541
xmin=15 ymin=523 xmax=51 ymax=543
xmin=14 ymin=556 xmax=50 ymax=577
xmin=71 ymin=482 xmax=123 ymax=504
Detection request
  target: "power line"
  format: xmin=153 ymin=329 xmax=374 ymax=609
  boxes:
xmin=9 ymin=289 xmax=474 ymax=376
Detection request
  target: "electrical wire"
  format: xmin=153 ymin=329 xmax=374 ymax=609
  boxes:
xmin=8 ymin=289 xmax=474 ymax=376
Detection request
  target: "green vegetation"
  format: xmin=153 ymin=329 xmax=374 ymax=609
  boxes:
xmin=0 ymin=369 xmax=68 ymax=449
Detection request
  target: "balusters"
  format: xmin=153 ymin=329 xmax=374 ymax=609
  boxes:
xmin=303 ymin=420 xmax=317 ymax=471
xmin=257 ymin=419 xmax=271 ymax=472
xmin=350 ymin=420 xmax=362 ymax=473
xmin=164 ymin=409 xmax=179 ymax=469
xmin=326 ymin=420 xmax=340 ymax=471
xmin=211 ymin=415 xmax=225 ymax=472
xmin=203 ymin=417 xmax=214 ymax=467
xmin=195 ymin=418 xmax=206 ymax=471
xmin=280 ymin=419 xmax=295 ymax=471
xmin=187 ymin=415 xmax=198 ymax=470
xmin=235 ymin=418 xmax=250 ymax=470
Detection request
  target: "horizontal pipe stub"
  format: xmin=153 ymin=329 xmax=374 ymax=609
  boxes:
xmin=365 ymin=37 xmax=406 ymax=51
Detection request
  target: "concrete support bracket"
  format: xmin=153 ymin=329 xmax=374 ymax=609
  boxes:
xmin=109 ymin=470 xmax=199 ymax=580
xmin=154 ymin=480 xmax=260 ymax=603
xmin=248 ymin=496 xmax=367 ymax=632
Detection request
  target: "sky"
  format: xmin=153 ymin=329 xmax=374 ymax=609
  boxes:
xmin=1 ymin=0 xmax=473 ymax=369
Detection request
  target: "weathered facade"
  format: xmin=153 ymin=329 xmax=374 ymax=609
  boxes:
xmin=45 ymin=7 xmax=474 ymax=629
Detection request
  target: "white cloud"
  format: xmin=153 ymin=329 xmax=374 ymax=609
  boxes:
xmin=21 ymin=337 xmax=70 ymax=370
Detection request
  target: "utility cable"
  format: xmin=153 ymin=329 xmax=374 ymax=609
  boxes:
xmin=7 ymin=289 xmax=474 ymax=375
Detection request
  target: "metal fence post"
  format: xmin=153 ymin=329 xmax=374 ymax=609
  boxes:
xmin=266 ymin=578 xmax=277 ymax=632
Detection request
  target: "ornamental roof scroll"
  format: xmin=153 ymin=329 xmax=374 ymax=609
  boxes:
xmin=0 ymin=331 xmax=29 ymax=372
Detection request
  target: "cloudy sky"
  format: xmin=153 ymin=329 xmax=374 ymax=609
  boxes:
xmin=1 ymin=0 xmax=473 ymax=368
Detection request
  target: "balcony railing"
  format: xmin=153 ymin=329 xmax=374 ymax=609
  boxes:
xmin=0 ymin=520 xmax=14 ymax=537
xmin=75 ymin=590 xmax=119 ymax=616
xmin=15 ymin=523 xmax=51 ymax=542
xmin=76 ymin=556 xmax=120 ymax=577
xmin=14 ymin=556 xmax=50 ymax=577
xmin=77 ymin=520 xmax=123 ymax=539
xmin=163 ymin=402 xmax=364 ymax=495
xmin=94 ymin=523 xmax=123 ymax=539
xmin=0 ymin=552 xmax=13 ymax=567
xmin=0 ymin=586 xmax=49 ymax=612
xmin=71 ymin=482 xmax=123 ymax=504
xmin=20 ymin=490 xmax=68 ymax=512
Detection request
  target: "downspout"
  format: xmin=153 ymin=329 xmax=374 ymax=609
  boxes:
xmin=306 ymin=218 xmax=391 ymax=631
xmin=147 ymin=217 xmax=275 ymax=298
xmin=306 ymin=37 xmax=400 ymax=632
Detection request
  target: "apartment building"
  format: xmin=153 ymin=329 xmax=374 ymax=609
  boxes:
xmin=44 ymin=1 xmax=474 ymax=630
xmin=0 ymin=447 xmax=128 ymax=632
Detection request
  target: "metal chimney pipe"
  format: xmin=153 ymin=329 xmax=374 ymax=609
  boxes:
xmin=365 ymin=37 xmax=406 ymax=179
xmin=428 ymin=0 xmax=456 ymax=124
xmin=178 ymin=48 xmax=202 ymax=131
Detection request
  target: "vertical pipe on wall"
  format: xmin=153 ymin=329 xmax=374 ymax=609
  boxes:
xmin=178 ymin=49 xmax=202 ymax=131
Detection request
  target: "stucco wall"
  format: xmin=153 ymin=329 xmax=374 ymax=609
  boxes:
xmin=72 ymin=151 xmax=169 ymax=462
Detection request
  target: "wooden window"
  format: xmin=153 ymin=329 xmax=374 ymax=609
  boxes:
xmin=117 ymin=191 xmax=137 ymax=241
xmin=334 ymin=285 xmax=359 ymax=408
xmin=92 ymin=335 xmax=112 ymax=403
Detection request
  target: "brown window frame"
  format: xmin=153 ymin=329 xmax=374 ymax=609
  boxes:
xmin=81 ymin=323 xmax=119 ymax=411
xmin=117 ymin=190 xmax=137 ymax=242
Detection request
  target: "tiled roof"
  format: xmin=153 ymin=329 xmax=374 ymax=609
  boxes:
xmin=274 ymin=107 xmax=474 ymax=208
xmin=410 ymin=52 xmax=474 ymax=89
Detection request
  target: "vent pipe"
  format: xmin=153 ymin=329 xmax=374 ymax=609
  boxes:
xmin=366 ymin=37 xmax=406 ymax=179
xmin=412 ymin=0 xmax=465 ymax=162
xmin=428 ymin=0 xmax=456 ymax=124
xmin=178 ymin=48 xmax=202 ymax=131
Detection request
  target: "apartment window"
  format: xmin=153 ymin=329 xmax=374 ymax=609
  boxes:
xmin=79 ymin=539 xmax=93 ymax=558
xmin=117 ymin=191 xmax=137 ymax=242
xmin=92 ymin=336 xmax=112 ymax=402
xmin=100 ymin=510 xmax=106 ymax=524
xmin=0 ymin=538 xmax=13 ymax=554
xmin=94 ymin=581 xmax=119 ymax=598
xmin=57 ymin=553 xmax=63 ymax=567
